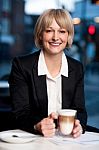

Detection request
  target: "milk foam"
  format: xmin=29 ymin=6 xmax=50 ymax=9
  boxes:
xmin=58 ymin=109 xmax=77 ymax=116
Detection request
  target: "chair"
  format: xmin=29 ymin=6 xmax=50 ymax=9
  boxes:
xmin=0 ymin=111 xmax=17 ymax=132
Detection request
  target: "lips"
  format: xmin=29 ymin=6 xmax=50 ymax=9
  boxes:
xmin=49 ymin=42 xmax=62 ymax=46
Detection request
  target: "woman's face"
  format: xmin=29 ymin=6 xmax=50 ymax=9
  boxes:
xmin=42 ymin=18 xmax=68 ymax=55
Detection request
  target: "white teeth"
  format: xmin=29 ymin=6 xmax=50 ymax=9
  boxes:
xmin=51 ymin=43 xmax=60 ymax=46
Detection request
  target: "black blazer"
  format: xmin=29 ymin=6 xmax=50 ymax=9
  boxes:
xmin=9 ymin=50 xmax=87 ymax=133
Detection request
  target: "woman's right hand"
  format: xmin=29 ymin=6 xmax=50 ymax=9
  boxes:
xmin=34 ymin=112 xmax=58 ymax=137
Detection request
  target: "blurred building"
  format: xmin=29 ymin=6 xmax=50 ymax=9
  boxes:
xmin=24 ymin=14 xmax=39 ymax=53
xmin=72 ymin=0 xmax=99 ymax=62
xmin=0 ymin=0 xmax=25 ymax=60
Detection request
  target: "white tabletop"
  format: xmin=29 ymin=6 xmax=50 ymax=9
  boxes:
xmin=0 ymin=81 xmax=9 ymax=88
xmin=0 ymin=130 xmax=99 ymax=150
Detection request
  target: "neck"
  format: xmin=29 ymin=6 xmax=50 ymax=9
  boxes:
xmin=43 ymin=52 xmax=62 ymax=78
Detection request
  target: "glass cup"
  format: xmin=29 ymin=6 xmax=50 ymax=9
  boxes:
xmin=58 ymin=109 xmax=77 ymax=135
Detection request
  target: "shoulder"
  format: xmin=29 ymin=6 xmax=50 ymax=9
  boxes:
xmin=12 ymin=50 xmax=40 ymax=69
xmin=66 ymin=55 xmax=84 ymax=73
xmin=66 ymin=55 xmax=83 ymax=67
xmin=14 ymin=50 xmax=40 ymax=64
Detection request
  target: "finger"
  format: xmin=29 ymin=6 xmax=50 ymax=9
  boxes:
xmin=73 ymin=125 xmax=81 ymax=134
xmin=72 ymin=121 xmax=83 ymax=138
xmin=43 ymin=128 xmax=56 ymax=137
xmin=74 ymin=119 xmax=80 ymax=125
xmin=49 ymin=112 xmax=58 ymax=120
xmin=73 ymin=126 xmax=82 ymax=138
xmin=41 ymin=118 xmax=56 ymax=130
xmin=41 ymin=122 xmax=55 ymax=130
xmin=42 ymin=118 xmax=53 ymax=125
xmin=73 ymin=130 xmax=81 ymax=138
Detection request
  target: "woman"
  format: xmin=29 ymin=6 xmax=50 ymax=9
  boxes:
xmin=9 ymin=9 xmax=87 ymax=138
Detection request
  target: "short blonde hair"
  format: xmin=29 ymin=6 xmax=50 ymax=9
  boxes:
xmin=34 ymin=9 xmax=74 ymax=49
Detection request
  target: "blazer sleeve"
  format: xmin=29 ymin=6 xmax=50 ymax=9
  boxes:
xmin=9 ymin=57 xmax=42 ymax=133
xmin=72 ymin=63 xmax=87 ymax=133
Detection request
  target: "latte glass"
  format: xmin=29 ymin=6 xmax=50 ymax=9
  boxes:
xmin=58 ymin=109 xmax=77 ymax=135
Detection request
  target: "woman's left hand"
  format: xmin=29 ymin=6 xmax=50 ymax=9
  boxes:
xmin=72 ymin=119 xmax=83 ymax=138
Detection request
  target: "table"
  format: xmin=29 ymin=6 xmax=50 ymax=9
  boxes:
xmin=0 ymin=81 xmax=9 ymax=88
xmin=0 ymin=130 xmax=99 ymax=150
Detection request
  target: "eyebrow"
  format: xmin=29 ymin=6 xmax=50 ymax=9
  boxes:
xmin=46 ymin=27 xmax=66 ymax=30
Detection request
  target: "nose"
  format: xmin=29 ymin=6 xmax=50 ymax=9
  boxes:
xmin=52 ymin=31 xmax=59 ymax=41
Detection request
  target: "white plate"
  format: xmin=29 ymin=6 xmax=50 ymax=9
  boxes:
xmin=0 ymin=130 xmax=38 ymax=144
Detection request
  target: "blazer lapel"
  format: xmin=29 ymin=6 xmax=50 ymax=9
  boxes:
xmin=32 ymin=67 xmax=48 ymax=117
xmin=62 ymin=58 xmax=74 ymax=109
xmin=62 ymin=76 xmax=70 ymax=109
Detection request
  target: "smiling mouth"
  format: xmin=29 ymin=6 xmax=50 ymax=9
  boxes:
xmin=49 ymin=42 xmax=62 ymax=46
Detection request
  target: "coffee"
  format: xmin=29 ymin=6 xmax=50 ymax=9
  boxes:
xmin=58 ymin=109 xmax=77 ymax=135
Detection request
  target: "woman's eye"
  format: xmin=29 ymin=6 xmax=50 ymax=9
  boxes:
xmin=60 ymin=30 xmax=66 ymax=33
xmin=45 ymin=29 xmax=52 ymax=33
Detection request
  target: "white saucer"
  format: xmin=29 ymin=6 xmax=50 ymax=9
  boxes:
xmin=0 ymin=130 xmax=38 ymax=144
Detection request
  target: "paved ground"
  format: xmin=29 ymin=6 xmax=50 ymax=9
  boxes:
xmin=84 ymin=67 xmax=99 ymax=129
